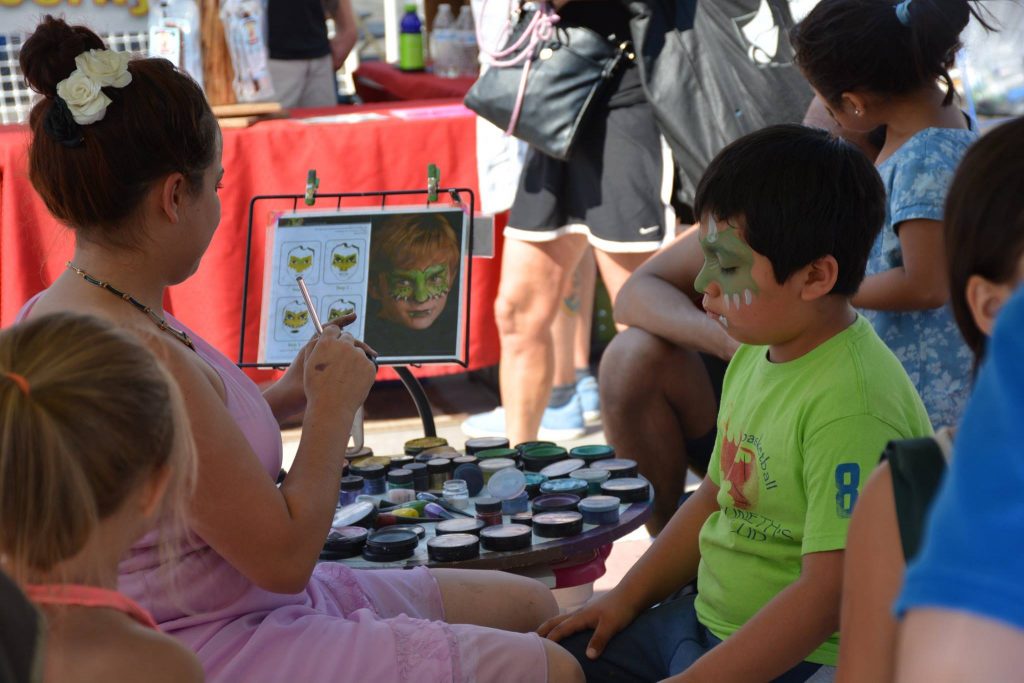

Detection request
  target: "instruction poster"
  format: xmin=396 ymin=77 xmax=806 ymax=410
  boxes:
xmin=259 ymin=207 xmax=468 ymax=365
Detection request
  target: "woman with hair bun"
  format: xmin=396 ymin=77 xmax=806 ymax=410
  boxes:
xmin=791 ymin=0 xmax=993 ymax=430
xmin=16 ymin=15 xmax=582 ymax=683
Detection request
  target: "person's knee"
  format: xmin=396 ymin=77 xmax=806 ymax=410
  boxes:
xmin=494 ymin=287 xmax=556 ymax=344
xmin=543 ymin=638 xmax=585 ymax=683
xmin=599 ymin=327 xmax=674 ymax=407
xmin=511 ymin=575 xmax=558 ymax=629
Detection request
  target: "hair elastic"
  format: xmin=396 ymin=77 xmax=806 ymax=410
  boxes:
xmin=895 ymin=0 xmax=913 ymax=27
xmin=4 ymin=371 xmax=30 ymax=396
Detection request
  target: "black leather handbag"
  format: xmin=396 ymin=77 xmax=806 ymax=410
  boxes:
xmin=464 ymin=1 xmax=633 ymax=161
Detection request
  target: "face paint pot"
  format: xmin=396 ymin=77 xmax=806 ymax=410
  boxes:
xmin=452 ymin=463 xmax=485 ymax=497
xmin=479 ymin=524 xmax=533 ymax=552
xmin=515 ymin=440 xmax=556 ymax=455
xmin=501 ymin=491 xmax=530 ymax=515
xmin=377 ymin=523 xmax=426 ymax=540
xmin=415 ymin=452 xmax=439 ymax=464
xmin=569 ymin=444 xmax=616 ymax=463
xmin=592 ymin=458 xmax=639 ymax=479
xmin=442 ymin=479 xmax=470 ymax=510
xmin=404 ymin=436 xmax=449 ymax=455
xmin=427 ymin=533 xmax=480 ymax=562
xmin=509 ymin=511 xmax=533 ymax=526
xmin=387 ymin=455 xmax=415 ymax=471
xmin=539 ymin=478 xmax=588 ymax=498
xmin=347 ymin=446 xmax=374 ymax=461
xmin=474 ymin=497 xmax=504 ymax=527
xmin=332 ymin=500 xmax=377 ymax=528
xmin=351 ymin=463 xmax=386 ymax=495
xmin=532 ymin=511 xmax=584 ymax=539
xmin=521 ymin=446 xmax=569 ymax=473
xmin=572 ymin=468 xmax=611 ymax=495
xmin=339 ymin=475 xmax=365 ymax=506
xmin=386 ymin=469 xmax=416 ymax=504
xmin=452 ymin=455 xmax=479 ymax=466
xmin=405 ymin=462 xmax=430 ymax=491
xmin=531 ymin=492 xmax=580 ymax=514
xmin=600 ymin=477 xmax=651 ymax=503
xmin=362 ymin=527 xmax=421 ymax=562
xmin=578 ymin=496 xmax=621 ymax=525
xmin=486 ymin=467 xmax=526 ymax=501
xmin=479 ymin=457 xmax=517 ymax=483
xmin=540 ymin=458 xmax=585 ymax=479
xmin=476 ymin=447 xmax=520 ymax=463
xmin=523 ymin=472 xmax=549 ymax=499
xmin=351 ymin=455 xmax=392 ymax=471
xmin=464 ymin=436 xmax=510 ymax=455
xmin=427 ymin=458 xmax=454 ymax=490
xmin=420 ymin=446 xmax=460 ymax=459
xmin=320 ymin=526 xmax=369 ymax=560
xmin=435 ymin=517 xmax=486 ymax=537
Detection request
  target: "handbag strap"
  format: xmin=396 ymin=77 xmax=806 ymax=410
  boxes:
xmin=476 ymin=0 xmax=561 ymax=136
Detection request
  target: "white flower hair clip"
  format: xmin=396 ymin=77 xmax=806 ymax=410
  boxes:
xmin=54 ymin=49 xmax=133 ymax=126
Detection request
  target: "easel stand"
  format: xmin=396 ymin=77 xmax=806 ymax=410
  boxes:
xmin=236 ymin=170 xmax=475 ymax=451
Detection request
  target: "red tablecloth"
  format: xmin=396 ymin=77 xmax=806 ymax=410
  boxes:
xmin=354 ymin=61 xmax=477 ymax=102
xmin=0 ymin=100 xmax=502 ymax=383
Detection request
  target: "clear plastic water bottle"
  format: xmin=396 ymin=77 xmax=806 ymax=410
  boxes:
xmin=454 ymin=5 xmax=479 ymax=78
xmin=399 ymin=3 xmax=425 ymax=71
xmin=431 ymin=4 xmax=457 ymax=78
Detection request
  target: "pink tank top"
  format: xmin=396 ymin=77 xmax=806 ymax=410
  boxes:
xmin=24 ymin=584 xmax=159 ymax=630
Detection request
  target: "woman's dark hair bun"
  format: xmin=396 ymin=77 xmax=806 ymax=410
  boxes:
xmin=19 ymin=15 xmax=105 ymax=97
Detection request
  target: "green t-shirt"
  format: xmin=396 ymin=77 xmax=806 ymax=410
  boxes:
xmin=694 ymin=315 xmax=932 ymax=666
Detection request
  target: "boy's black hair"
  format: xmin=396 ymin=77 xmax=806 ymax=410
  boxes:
xmin=945 ymin=116 xmax=1024 ymax=365
xmin=693 ymin=124 xmax=885 ymax=296
xmin=791 ymin=0 xmax=992 ymax=106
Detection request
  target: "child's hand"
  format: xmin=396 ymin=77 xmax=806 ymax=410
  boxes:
xmin=537 ymin=592 xmax=640 ymax=660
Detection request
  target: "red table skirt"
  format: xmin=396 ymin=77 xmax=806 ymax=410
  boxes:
xmin=0 ymin=100 xmax=503 ymax=383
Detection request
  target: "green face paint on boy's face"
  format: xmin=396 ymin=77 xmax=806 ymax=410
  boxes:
xmin=379 ymin=262 xmax=453 ymax=330
xmin=695 ymin=217 xmax=760 ymax=312
xmin=386 ymin=264 xmax=450 ymax=303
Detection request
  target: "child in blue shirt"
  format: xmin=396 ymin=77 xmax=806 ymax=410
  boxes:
xmin=791 ymin=0 xmax=993 ymax=429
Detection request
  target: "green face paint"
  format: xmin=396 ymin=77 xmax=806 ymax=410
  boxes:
xmin=387 ymin=263 xmax=450 ymax=303
xmin=694 ymin=217 xmax=760 ymax=310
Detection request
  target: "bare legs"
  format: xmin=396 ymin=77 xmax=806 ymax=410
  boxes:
xmin=599 ymin=328 xmax=719 ymax=534
xmin=551 ymin=250 xmax=597 ymax=387
xmin=495 ymin=236 xmax=651 ymax=445
xmin=432 ymin=568 xmax=584 ymax=683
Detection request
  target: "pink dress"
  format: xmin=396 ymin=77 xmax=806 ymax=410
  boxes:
xmin=18 ymin=298 xmax=546 ymax=683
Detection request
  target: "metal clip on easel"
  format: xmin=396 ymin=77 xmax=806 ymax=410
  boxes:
xmin=299 ymin=169 xmax=364 ymax=454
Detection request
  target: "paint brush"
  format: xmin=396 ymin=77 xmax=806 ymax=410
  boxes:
xmin=295 ymin=275 xmax=323 ymax=335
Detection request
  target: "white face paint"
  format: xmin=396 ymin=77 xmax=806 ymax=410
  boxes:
xmin=719 ymin=315 xmax=729 ymax=327
xmin=706 ymin=215 xmax=719 ymax=244
xmin=744 ymin=288 xmax=753 ymax=306
xmin=732 ymin=293 xmax=741 ymax=309
xmin=724 ymin=293 xmax=731 ymax=310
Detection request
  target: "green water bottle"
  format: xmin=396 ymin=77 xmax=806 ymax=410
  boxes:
xmin=399 ymin=4 xmax=425 ymax=71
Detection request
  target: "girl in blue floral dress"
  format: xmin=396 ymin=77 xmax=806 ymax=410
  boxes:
xmin=792 ymin=0 xmax=992 ymax=428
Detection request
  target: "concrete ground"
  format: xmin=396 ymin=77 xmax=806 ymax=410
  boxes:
xmin=281 ymin=370 xmax=670 ymax=602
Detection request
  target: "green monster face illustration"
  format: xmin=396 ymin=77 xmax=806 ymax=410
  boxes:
xmin=377 ymin=261 xmax=453 ymax=331
xmin=331 ymin=243 xmax=359 ymax=274
xmin=694 ymin=216 xmax=759 ymax=324
xmin=287 ymin=245 xmax=315 ymax=274
xmin=282 ymin=301 xmax=310 ymax=333
xmin=328 ymin=299 xmax=357 ymax=321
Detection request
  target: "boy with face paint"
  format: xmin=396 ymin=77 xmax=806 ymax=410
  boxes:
xmin=540 ymin=125 xmax=933 ymax=682
xmin=365 ymin=214 xmax=461 ymax=357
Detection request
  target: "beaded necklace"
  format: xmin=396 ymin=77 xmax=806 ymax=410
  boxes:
xmin=65 ymin=261 xmax=196 ymax=351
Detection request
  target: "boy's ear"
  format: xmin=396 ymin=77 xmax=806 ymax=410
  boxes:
xmin=798 ymin=255 xmax=840 ymax=301
xmin=966 ymin=274 xmax=1014 ymax=338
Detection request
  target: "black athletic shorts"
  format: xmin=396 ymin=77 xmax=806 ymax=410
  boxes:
xmin=505 ymin=101 xmax=674 ymax=253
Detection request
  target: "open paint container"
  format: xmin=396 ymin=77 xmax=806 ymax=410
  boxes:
xmin=479 ymin=523 xmax=533 ymax=552
xmin=362 ymin=527 xmax=421 ymax=562
xmin=320 ymin=526 xmax=369 ymax=560
xmin=539 ymin=478 xmax=588 ymax=497
xmin=531 ymin=492 xmax=581 ymax=514
xmin=532 ymin=511 xmax=584 ymax=538
xmin=569 ymin=444 xmax=616 ymax=463
xmin=592 ymin=458 xmax=639 ymax=479
xmin=427 ymin=533 xmax=481 ymax=562
xmin=600 ymin=477 xmax=651 ymax=503
xmin=436 ymin=517 xmax=486 ymax=537
xmin=464 ymin=436 xmax=511 ymax=454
